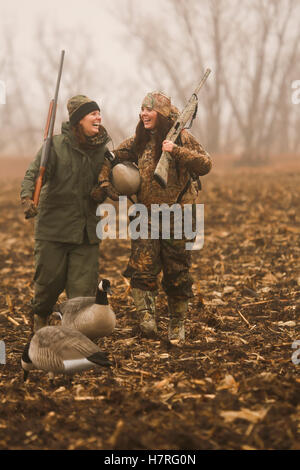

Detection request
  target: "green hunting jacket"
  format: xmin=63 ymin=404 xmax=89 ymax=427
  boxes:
xmin=20 ymin=122 xmax=110 ymax=244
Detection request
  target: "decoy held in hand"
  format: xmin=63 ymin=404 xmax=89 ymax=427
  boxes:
xmin=21 ymin=325 xmax=112 ymax=382
xmin=57 ymin=279 xmax=116 ymax=340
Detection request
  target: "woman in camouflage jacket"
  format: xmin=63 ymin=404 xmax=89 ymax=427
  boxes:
xmin=95 ymin=91 xmax=212 ymax=343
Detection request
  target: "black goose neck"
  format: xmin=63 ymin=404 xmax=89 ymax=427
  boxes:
xmin=22 ymin=343 xmax=32 ymax=363
xmin=95 ymin=289 xmax=109 ymax=305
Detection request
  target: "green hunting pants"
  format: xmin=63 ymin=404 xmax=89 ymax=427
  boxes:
xmin=32 ymin=239 xmax=100 ymax=318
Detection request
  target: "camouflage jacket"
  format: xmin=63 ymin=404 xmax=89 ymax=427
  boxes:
xmin=20 ymin=122 xmax=110 ymax=244
xmin=100 ymin=129 xmax=212 ymax=208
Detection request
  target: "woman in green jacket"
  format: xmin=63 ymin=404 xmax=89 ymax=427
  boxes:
xmin=21 ymin=95 xmax=111 ymax=331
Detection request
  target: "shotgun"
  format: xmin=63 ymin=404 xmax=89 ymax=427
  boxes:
xmin=32 ymin=50 xmax=65 ymax=209
xmin=154 ymin=68 xmax=211 ymax=189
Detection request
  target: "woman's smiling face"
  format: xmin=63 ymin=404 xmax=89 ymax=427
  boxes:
xmin=79 ymin=110 xmax=101 ymax=136
xmin=140 ymin=106 xmax=158 ymax=130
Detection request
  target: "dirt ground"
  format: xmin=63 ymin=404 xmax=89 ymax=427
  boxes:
xmin=0 ymin=157 xmax=299 ymax=450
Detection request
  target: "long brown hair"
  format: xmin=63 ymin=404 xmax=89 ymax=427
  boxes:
xmin=72 ymin=123 xmax=88 ymax=146
xmin=133 ymin=113 xmax=174 ymax=161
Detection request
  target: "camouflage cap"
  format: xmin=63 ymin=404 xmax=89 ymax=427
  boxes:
xmin=142 ymin=91 xmax=172 ymax=118
xmin=67 ymin=95 xmax=100 ymax=126
xmin=169 ymin=104 xmax=180 ymax=122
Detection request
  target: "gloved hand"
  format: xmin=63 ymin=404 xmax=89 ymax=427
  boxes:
xmin=21 ymin=197 xmax=38 ymax=219
xmin=106 ymin=182 xmax=121 ymax=201
xmin=90 ymin=184 xmax=108 ymax=204
xmin=90 ymin=181 xmax=120 ymax=203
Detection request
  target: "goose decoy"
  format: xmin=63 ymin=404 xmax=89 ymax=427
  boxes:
xmin=58 ymin=279 xmax=116 ymax=340
xmin=21 ymin=326 xmax=112 ymax=382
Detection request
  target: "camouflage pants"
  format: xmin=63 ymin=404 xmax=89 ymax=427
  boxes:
xmin=32 ymin=239 xmax=100 ymax=318
xmin=123 ymin=215 xmax=194 ymax=299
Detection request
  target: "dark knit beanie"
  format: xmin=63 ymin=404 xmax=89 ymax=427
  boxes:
xmin=67 ymin=95 xmax=100 ymax=126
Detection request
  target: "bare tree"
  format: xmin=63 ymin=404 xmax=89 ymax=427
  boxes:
xmin=0 ymin=22 xmax=128 ymax=156
xmin=0 ymin=37 xmax=9 ymax=153
xmin=222 ymin=0 xmax=300 ymax=163
xmin=1 ymin=2 xmax=299 ymax=161
xmin=33 ymin=22 xmax=140 ymax=147
xmin=0 ymin=30 xmax=35 ymax=155
xmin=110 ymin=0 xmax=244 ymax=153
xmin=110 ymin=0 xmax=300 ymax=163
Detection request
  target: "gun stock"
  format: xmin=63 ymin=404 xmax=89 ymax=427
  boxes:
xmin=153 ymin=151 xmax=172 ymax=189
xmin=33 ymin=167 xmax=46 ymax=207
xmin=154 ymin=68 xmax=211 ymax=188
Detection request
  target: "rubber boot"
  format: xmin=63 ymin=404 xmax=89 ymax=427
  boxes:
xmin=33 ymin=314 xmax=48 ymax=332
xmin=131 ymin=288 xmax=158 ymax=337
xmin=168 ymin=297 xmax=188 ymax=344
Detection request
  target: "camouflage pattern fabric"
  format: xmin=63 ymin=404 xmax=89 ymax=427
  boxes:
xmin=67 ymin=95 xmax=97 ymax=119
xmin=97 ymin=116 xmax=212 ymax=300
xmin=112 ymin=130 xmax=211 ymax=209
xmin=21 ymin=197 xmax=38 ymax=219
xmin=123 ymin=217 xmax=194 ymax=299
xmin=142 ymin=91 xmax=172 ymax=118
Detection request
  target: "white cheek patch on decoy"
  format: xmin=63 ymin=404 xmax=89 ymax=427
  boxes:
xmin=21 ymin=359 xmax=34 ymax=371
xmin=63 ymin=358 xmax=93 ymax=372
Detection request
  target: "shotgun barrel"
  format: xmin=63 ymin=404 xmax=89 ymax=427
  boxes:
xmin=154 ymin=68 xmax=211 ymax=189
xmin=32 ymin=50 xmax=65 ymax=208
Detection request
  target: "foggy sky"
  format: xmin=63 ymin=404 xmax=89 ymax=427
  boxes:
xmin=0 ymin=0 xmax=299 ymax=158
xmin=0 ymin=0 xmax=176 ymax=130
xmin=0 ymin=0 xmax=164 ymax=90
